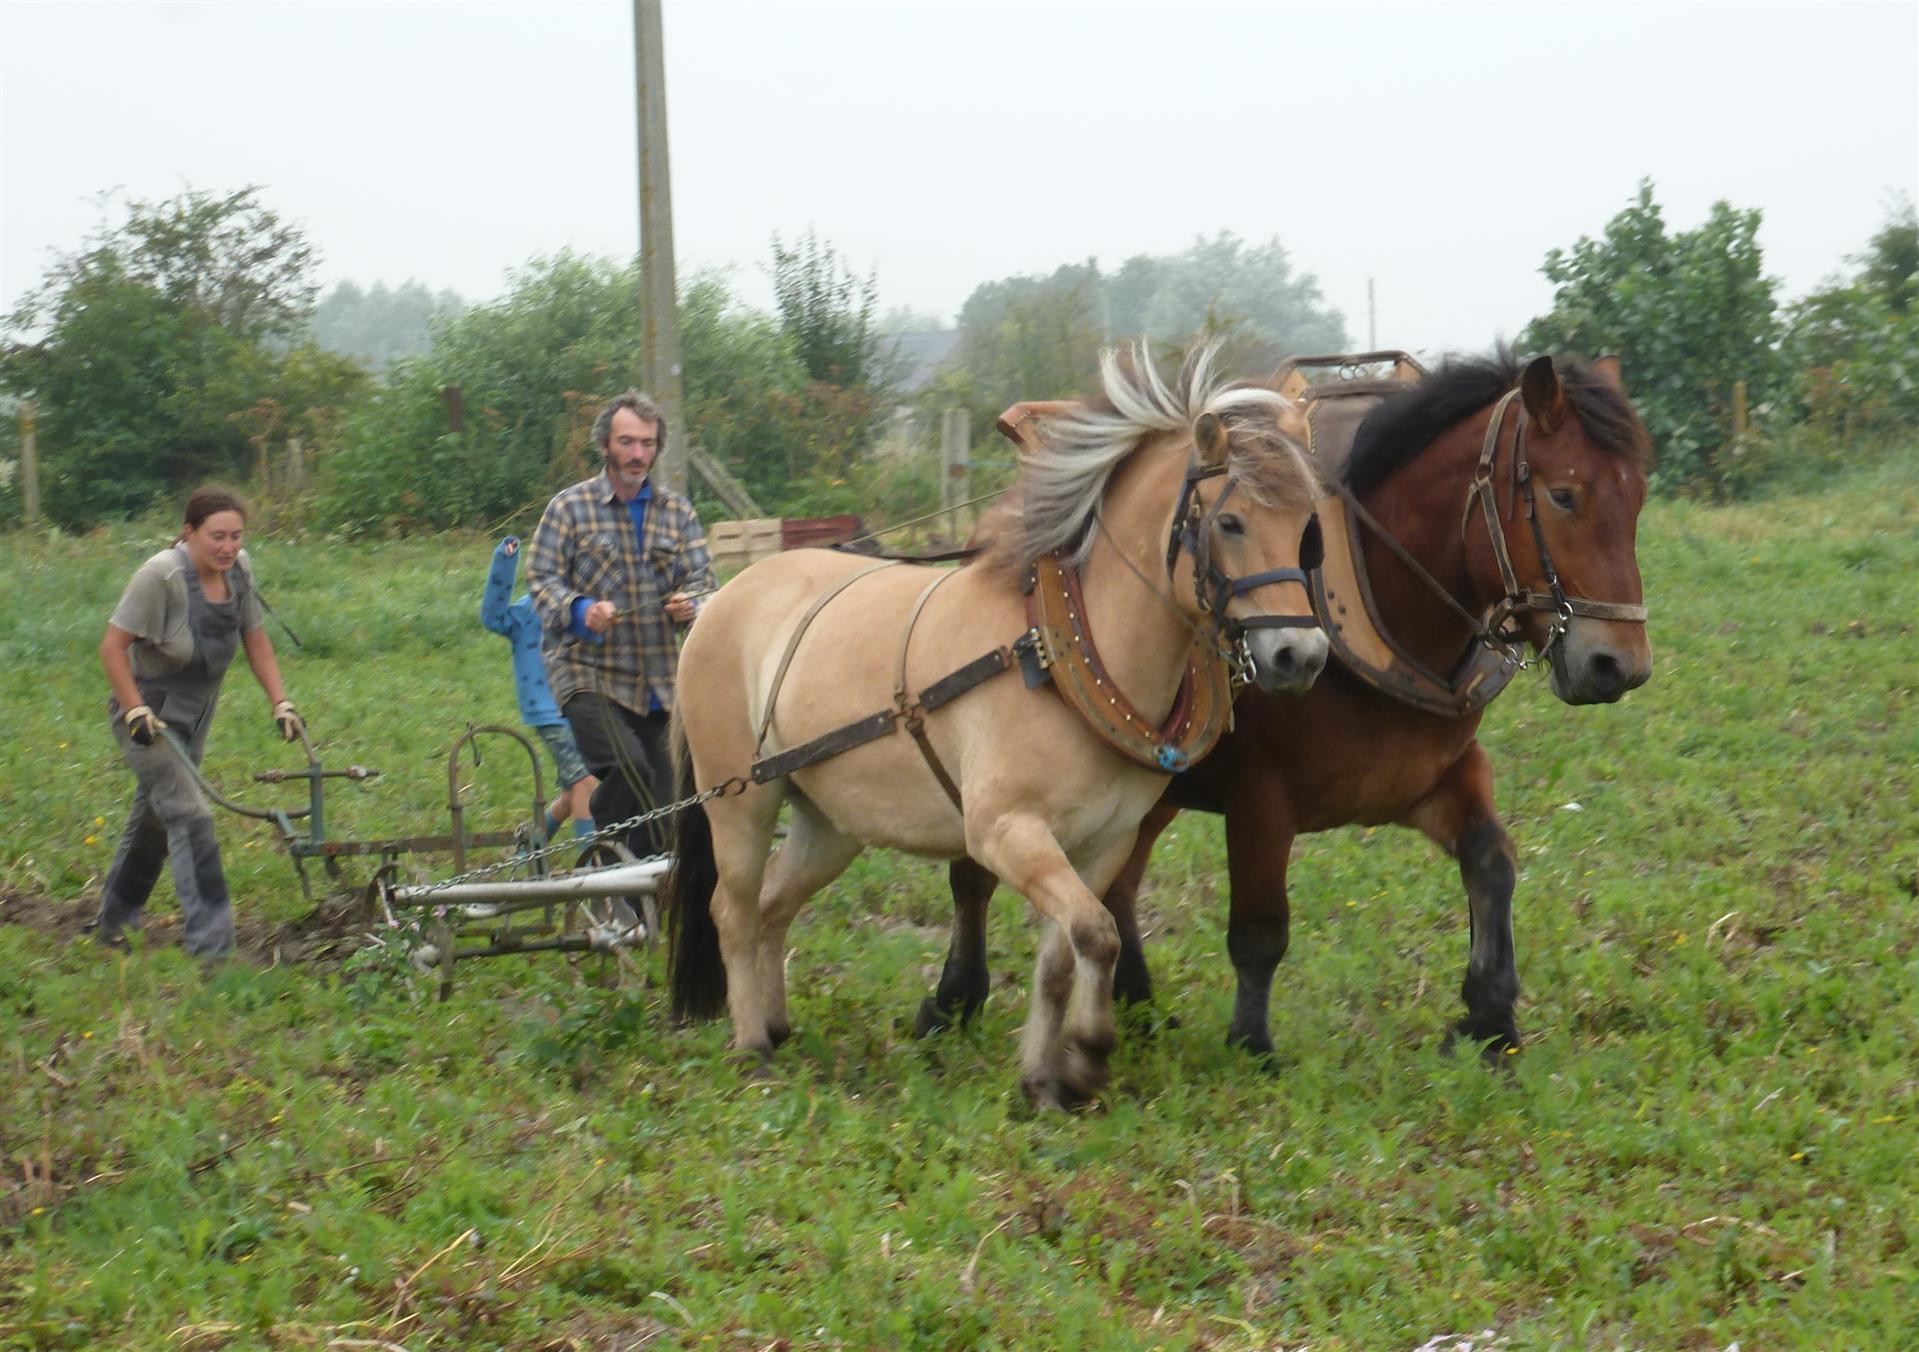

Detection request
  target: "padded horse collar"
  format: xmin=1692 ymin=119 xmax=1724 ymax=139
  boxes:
xmin=1023 ymin=554 xmax=1234 ymax=774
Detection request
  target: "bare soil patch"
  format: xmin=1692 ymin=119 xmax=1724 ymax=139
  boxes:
xmin=0 ymin=883 xmax=372 ymax=969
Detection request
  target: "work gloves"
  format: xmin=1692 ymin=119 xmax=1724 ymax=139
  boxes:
xmin=272 ymin=700 xmax=305 ymax=743
xmin=123 ymin=704 xmax=166 ymax=747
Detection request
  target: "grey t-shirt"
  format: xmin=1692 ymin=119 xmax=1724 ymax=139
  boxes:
xmin=109 ymin=547 xmax=265 ymax=680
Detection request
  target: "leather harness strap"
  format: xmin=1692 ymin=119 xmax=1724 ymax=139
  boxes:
xmin=748 ymin=561 xmax=1015 ymax=802
xmin=754 ymin=559 xmax=900 ymax=756
xmin=894 ymin=570 xmax=967 ymax=811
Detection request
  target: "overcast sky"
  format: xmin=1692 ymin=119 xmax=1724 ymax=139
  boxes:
xmin=3 ymin=1 xmax=1915 ymax=359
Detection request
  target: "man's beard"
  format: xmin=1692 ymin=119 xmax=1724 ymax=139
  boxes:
xmin=606 ymin=456 xmax=649 ymax=490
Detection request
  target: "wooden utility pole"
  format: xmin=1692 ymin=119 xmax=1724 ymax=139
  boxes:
xmin=940 ymin=407 xmax=970 ymax=527
xmin=19 ymin=400 xmax=40 ymax=529
xmin=634 ymin=0 xmax=686 ymax=492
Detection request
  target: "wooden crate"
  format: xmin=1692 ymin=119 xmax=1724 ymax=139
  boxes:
xmin=781 ymin=514 xmax=863 ymax=550
xmin=709 ymin=518 xmax=783 ymax=573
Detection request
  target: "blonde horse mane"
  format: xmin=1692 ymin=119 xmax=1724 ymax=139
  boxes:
xmin=981 ymin=341 xmax=1317 ymax=574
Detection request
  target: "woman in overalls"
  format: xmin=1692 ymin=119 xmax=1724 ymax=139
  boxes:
xmin=93 ymin=486 xmax=306 ymax=957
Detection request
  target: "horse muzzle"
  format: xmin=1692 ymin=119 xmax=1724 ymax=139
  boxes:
xmin=1245 ymin=626 xmax=1330 ymax=695
xmin=1548 ymin=622 xmax=1652 ymax=705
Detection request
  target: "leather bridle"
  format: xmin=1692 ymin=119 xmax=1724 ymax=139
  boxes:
xmin=1331 ymin=385 xmax=1649 ymax=677
xmin=1165 ymin=455 xmax=1322 ymax=648
xmin=1463 ymin=388 xmax=1650 ymax=665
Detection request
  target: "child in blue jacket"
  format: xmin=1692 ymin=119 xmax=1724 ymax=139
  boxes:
xmin=482 ymin=537 xmax=597 ymax=839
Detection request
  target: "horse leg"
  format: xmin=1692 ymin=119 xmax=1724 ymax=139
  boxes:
xmin=703 ymin=787 xmax=787 ymax=1065
xmin=1222 ymin=771 xmax=1298 ymax=1058
xmin=1105 ymin=801 xmax=1178 ymax=1009
xmin=915 ymin=858 xmax=998 ymax=1038
xmin=974 ymin=815 xmax=1129 ymax=1110
xmin=755 ymin=796 xmax=861 ymax=1049
xmin=1402 ymin=742 xmax=1521 ymax=1061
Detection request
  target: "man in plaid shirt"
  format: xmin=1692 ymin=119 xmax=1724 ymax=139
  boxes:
xmin=526 ymin=391 xmax=715 ymax=855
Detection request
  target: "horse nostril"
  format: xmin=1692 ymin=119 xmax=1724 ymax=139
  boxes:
xmin=1587 ymin=651 xmax=1625 ymax=693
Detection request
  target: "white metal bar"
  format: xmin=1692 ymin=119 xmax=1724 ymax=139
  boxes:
xmin=389 ymin=857 xmax=671 ymax=907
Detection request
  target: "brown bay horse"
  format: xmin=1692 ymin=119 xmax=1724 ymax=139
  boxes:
xmin=919 ymin=350 xmax=1654 ymax=1060
xmin=666 ymin=344 xmax=1329 ymax=1108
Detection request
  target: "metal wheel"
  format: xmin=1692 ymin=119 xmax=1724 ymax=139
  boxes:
xmin=456 ymin=820 xmax=550 ymax=922
xmin=567 ymin=839 xmax=657 ymax=950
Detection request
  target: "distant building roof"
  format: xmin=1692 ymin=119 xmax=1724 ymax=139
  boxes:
xmin=881 ymin=330 xmax=961 ymax=395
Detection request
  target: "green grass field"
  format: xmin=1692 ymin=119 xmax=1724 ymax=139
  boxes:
xmin=2 ymin=458 xmax=1916 ymax=1351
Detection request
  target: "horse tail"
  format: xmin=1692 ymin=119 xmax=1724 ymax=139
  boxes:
xmin=665 ymin=714 xmax=727 ymax=1021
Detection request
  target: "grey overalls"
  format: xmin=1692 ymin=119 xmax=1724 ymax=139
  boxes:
xmin=95 ymin=552 xmax=246 ymax=957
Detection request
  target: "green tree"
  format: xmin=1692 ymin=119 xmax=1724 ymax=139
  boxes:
xmin=927 ymin=261 xmax=1106 ymax=447
xmin=1107 ymin=232 xmax=1348 ymax=358
xmin=320 ymin=251 xmax=642 ymax=531
xmin=1857 ymin=196 xmax=1918 ymax=315
xmin=928 ymin=235 xmax=1349 ymax=463
xmin=316 ymin=253 xmax=891 ymax=531
xmin=1524 ymin=180 xmax=1788 ymax=490
xmin=770 ymin=229 xmax=884 ymax=388
xmin=310 ymin=279 xmax=464 ymax=369
xmin=1784 ymin=198 xmax=1919 ymax=434
xmin=1 ymin=187 xmax=359 ymax=527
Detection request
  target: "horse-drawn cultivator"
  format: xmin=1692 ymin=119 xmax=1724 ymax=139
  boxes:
xmin=160 ymin=722 xmax=664 ymax=996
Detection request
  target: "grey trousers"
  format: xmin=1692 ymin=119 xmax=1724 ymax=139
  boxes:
xmin=95 ymin=712 xmax=234 ymax=958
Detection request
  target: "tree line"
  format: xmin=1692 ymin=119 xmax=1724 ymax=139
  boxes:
xmin=2 ymin=182 xmax=1914 ymax=532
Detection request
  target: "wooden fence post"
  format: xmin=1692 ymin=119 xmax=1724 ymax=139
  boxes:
xmin=285 ymin=436 xmax=307 ymax=492
xmin=19 ymin=400 xmax=40 ymax=529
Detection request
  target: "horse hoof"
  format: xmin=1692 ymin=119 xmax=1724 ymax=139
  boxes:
xmin=1057 ymin=1044 xmax=1111 ymax=1108
xmin=1019 ymin=1070 xmax=1102 ymax=1114
xmin=767 ymin=1022 xmax=794 ymax=1050
xmin=1225 ymin=1026 xmax=1276 ymax=1059
xmin=729 ymin=1044 xmax=777 ymax=1076
xmin=913 ymin=997 xmax=953 ymax=1040
xmin=1442 ymin=1022 xmax=1522 ymax=1068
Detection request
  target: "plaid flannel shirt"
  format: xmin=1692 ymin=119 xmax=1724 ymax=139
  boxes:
xmin=525 ymin=470 xmax=715 ymax=716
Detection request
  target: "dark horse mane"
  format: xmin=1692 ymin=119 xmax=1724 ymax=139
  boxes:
xmin=1343 ymin=346 xmax=1653 ymax=493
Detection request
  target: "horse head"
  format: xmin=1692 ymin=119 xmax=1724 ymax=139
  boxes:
xmin=997 ymin=342 xmax=1330 ymax=697
xmin=1465 ymin=354 xmax=1653 ymax=705
xmin=1177 ymin=404 xmax=1329 ymax=695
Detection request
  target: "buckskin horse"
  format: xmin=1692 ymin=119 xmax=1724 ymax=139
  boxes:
xmin=666 ymin=343 xmax=1330 ymax=1108
xmin=918 ymin=349 xmax=1653 ymax=1062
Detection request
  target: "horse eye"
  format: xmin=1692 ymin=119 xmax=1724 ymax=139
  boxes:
xmin=1217 ymin=513 xmax=1245 ymax=536
xmin=1548 ymin=487 xmax=1576 ymax=511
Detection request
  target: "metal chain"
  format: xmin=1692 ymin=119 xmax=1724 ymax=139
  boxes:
xmin=399 ymin=774 xmax=748 ymax=899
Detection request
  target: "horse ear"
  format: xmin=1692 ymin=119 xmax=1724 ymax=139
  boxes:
xmin=1194 ymin=412 xmax=1228 ymax=467
xmin=1589 ymin=355 xmax=1625 ymax=392
xmin=1521 ymin=355 xmax=1568 ymax=431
